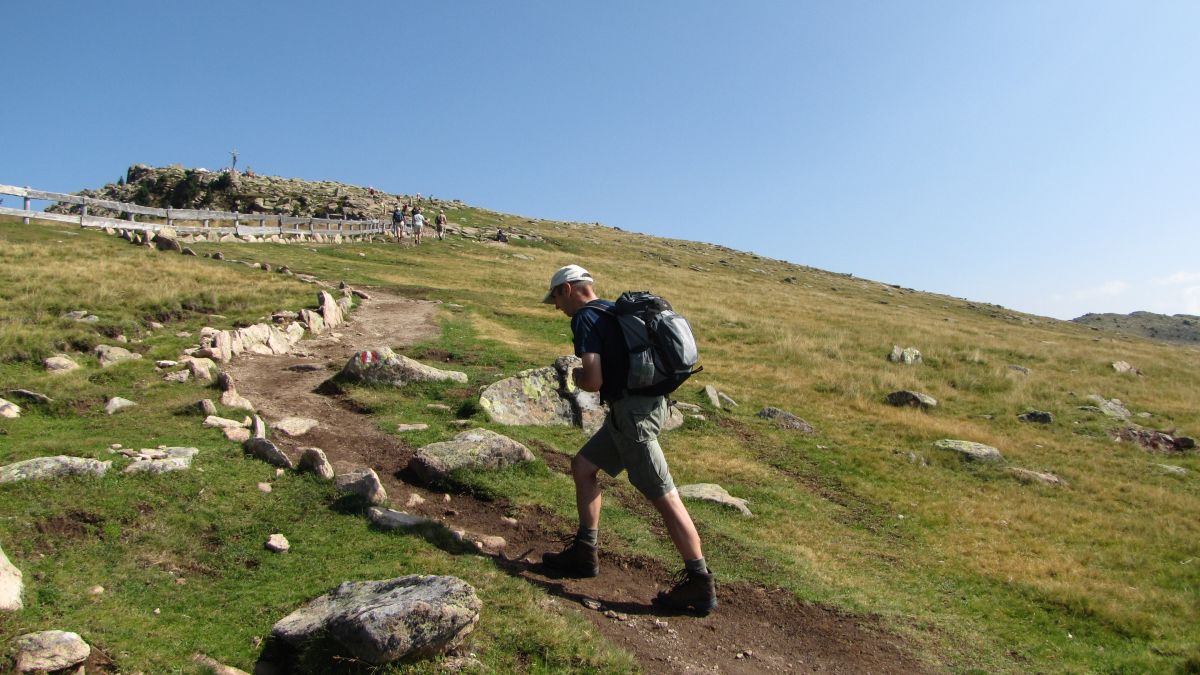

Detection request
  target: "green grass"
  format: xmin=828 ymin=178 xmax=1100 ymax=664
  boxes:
xmin=2 ymin=205 xmax=1199 ymax=673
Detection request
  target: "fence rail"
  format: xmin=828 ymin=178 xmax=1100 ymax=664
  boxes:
xmin=0 ymin=182 xmax=387 ymax=239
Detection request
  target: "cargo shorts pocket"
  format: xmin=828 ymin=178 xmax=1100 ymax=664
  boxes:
xmin=622 ymin=396 xmax=665 ymax=443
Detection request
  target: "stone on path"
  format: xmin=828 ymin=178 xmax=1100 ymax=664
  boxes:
xmin=1017 ymin=411 xmax=1053 ymax=424
xmin=192 ymin=653 xmax=251 ymax=675
xmin=299 ymin=447 xmax=335 ymax=480
xmin=266 ymin=534 xmax=290 ymax=553
xmin=43 ymin=355 xmax=79 ymax=374
xmin=270 ymin=575 xmax=481 ymax=665
xmin=204 ymin=415 xmax=246 ymax=429
xmin=886 ymin=391 xmax=937 ymax=410
xmin=217 ymin=372 xmax=236 ymax=392
xmin=223 ymin=427 xmax=250 ymax=442
xmin=678 ymin=483 xmax=753 ymax=516
xmin=185 ymin=357 xmax=217 ymax=381
xmin=1007 ymin=467 xmax=1067 ymax=487
xmin=757 ymin=407 xmax=815 ymax=433
xmin=251 ymin=415 xmax=268 ymax=439
xmin=368 ymin=507 xmax=432 ymax=531
xmin=336 ymin=468 xmax=388 ymax=504
xmin=338 ymin=347 xmax=468 ymax=387
xmin=95 ymin=344 xmax=142 ymax=367
xmin=198 ymin=399 xmax=218 ymax=416
xmin=105 ymin=397 xmax=137 ymax=415
xmin=221 ymin=389 xmax=256 ymax=412
xmin=319 ymin=290 xmax=344 ymax=328
xmin=243 ymin=438 xmax=294 ymax=469
xmin=934 ymin=439 xmax=1003 ymax=462
xmin=123 ymin=447 xmax=198 ymax=474
xmin=272 ymin=417 xmax=318 ymax=437
xmin=13 ymin=630 xmax=90 ymax=673
xmin=0 ymin=456 xmax=111 ymax=483
xmin=0 ymin=398 xmax=20 ymax=419
xmin=1 ymin=543 xmax=22 ymax=611
xmin=408 ymin=428 xmax=535 ymax=485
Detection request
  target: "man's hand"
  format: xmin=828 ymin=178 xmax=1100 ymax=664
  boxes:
xmin=574 ymin=353 xmax=603 ymax=392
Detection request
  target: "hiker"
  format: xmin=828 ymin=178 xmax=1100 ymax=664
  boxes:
xmin=540 ymin=264 xmax=716 ymax=614
xmin=392 ymin=205 xmax=404 ymax=241
xmin=435 ymin=210 xmax=447 ymax=240
xmin=495 ymin=228 xmax=509 ymax=243
xmin=412 ymin=208 xmax=425 ymax=245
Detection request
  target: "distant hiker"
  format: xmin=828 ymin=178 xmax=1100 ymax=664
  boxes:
xmin=495 ymin=228 xmax=509 ymax=243
xmin=392 ymin=206 xmax=404 ymax=240
xmin=435 ymin=210 xmax=447 ymax=240
xmin=540 ymin=265 xmax=717 ymax=614
xmin=412 ymin=209 xmax=425 ymax=245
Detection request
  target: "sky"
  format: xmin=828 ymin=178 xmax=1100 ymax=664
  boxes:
xmin=2 ymin=1 xmax=1197 ymax=320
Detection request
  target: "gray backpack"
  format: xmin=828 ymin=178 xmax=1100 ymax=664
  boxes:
xmin=589 ymin=291 xmax=702 ymax=396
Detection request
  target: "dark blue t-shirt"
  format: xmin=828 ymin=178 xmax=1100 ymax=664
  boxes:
xmin=571 ymin=300 xmax=629 ymax=403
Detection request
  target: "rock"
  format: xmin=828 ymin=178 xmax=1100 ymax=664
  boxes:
xmin=105 ymin=396 xmax=137 ymax=415
xmin=1176 ymin=436 xmax=1196 ymax=450
xmin=704 ymin=385 xmax=721 ymax=408
xmin=1112 ymin=426 xmax=1193 ymax=453
xmin=1 ymin=543 xmax=22 ymax=611
xmin=1086 ymin=395 xmax=1131 ymax=420
xmin=94 ymin=344 xmax=142 ymax=368
xmin=1156 ymin=464 xmax=1187 ymax=475
xmin=251 ymin=415 xmax=268 ymax=439
xmin=300 ymin=309 xmax=326 ymax=334
xmin=677 ymin=483 xmax=753 ymax=516
xmin=266 ymin=534 xmax=290 ymax=553
xmin=299 ymin=447 xmax=335 ymax=480
xmin=427 ymin=403 xmax=452 ymax=412
xmin=406 ymin=493 xmax=427 ymax=508
xmin=396 ymin=423 xmax=429 ymax=432
xmin=368 ymin=507 xmax=432 ymax=530
xmin=408 ymin=429 xmax=535 ymax=485
xmin=477 ymin=535 xmax=506 ymax=551
xmin=13 ymin=630 xmax=90 ymax=673
xmin=243 ymin=438 xmax=294 ymax=469
xmin=479 ymin=364 xmax=573 ymax=426
xmin=885 ymin=391 xmax=937 ymax=410
xmin=888 ymin=345 xmax=922 ymax=364
xmin=123 ymin=447 xmax=198 ymax=474
xmin=1008 ymin=364 xmax=1031 ymax=376
xmin=1008 ymin=467 xmax=1067 ymax=487
xmin=43 ymin=355 xmax=79 ymax=374
xmin=319 ymin=290 xmax=344 ymax=328
xmin=272 ymin=417 xmax=319 ymax=437
xmin=198 ymin=399 xmax=218 ymax=416
xmin=164 ymin=369 xmax=190 ymax=383
xmin=336 ymin=468 xmax=388 ymax=504
xmin=1017 ymin=411 xmax=1054 ymax=424
xmin=216 ymin=371 xmax=236 ymax=392
xmin=1112 ymin=360 xmax=1142 ymax=375
xmin=212 ymin=330 xmax=234 ymax=363
xmin=582 ymin=598 xmax=603 ymax=611
xmin=258 ymin=482 xmax=272 ymax=493
xmin=186 ymin=357 xmax=217 ymax=381
xmin=204 ymin=415 xmax=246 ymax=429
xmin=270 ymin=575 xmax=481 ymax=664
xmin=192 ymin=653 xmax=251 ymax=675
xmin=674 ymin=401 xmax=703 ymax=413
xmin=62 ymin=310 xmax=98 ymax=322
xmin=0 ymin=398 xmax=20 ymax=418
xmin=338 ymin=347 xmax=468 ymax=387
xmin=717 ymin=392 xmax=739 ymax=408
xmin=155 ymin=228 xmax=182 ymax=252
xmin=757 ymin=407 xmax=815 ymax=432
xmin=7 ymin=389 xmax=52 ymax=405
xmin=352 ymin=289 xmax=371 ymax=300
xmin=181 ymin=246 xmax=197 ymax=256
xmin=933 ymin=439 xmax=1003 ymax=462
xmin=224 ymin=427 xmax=251 ymax=443
xmin=221 ymin=389 xmax=256 ymax=412
xmin=0 ymin=456 xmax=111 ymax=483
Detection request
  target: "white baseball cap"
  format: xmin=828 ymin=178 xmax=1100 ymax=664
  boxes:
xmin=542 ymin=264 xmax=593 ymax=303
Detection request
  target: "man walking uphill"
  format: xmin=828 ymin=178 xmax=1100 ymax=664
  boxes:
xmin=540 ymin=264 xmax=716 ymax=614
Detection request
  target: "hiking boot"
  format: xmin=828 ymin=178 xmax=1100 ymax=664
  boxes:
xmin=654 ymin=568 xmax=717 ymax=615
xmin=541 ymin=536 xmax=599 ymax=578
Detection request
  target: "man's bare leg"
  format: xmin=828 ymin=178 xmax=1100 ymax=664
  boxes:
xmin=651 ymin=489 xmax=703 ymax=561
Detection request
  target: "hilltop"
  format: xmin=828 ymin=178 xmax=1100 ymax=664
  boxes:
xmin=1073 ymin=310 xmax=1200 ymax=345
xmin=3 ymin=166 xmax=1199 ymax=673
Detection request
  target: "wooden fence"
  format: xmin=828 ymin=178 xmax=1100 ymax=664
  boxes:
xmin=0 ymin=183 xmax=387 ymax=239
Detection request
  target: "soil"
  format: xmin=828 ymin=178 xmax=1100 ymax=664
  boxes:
xmin=224 ymin=287 xmax=932 ymax=674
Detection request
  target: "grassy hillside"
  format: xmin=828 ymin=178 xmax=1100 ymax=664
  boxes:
xmin=1 ymin=204 xmax=1198 ymax=673
xmin=1074 ymin=311 xmax=1200 ymax=345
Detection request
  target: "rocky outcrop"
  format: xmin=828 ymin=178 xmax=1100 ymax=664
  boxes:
xmin=1112 ymin=426 xmax=1196 ymax=453
xmin=933 ymin=439 xmax=1003 ymax=462
xmin=1083 ymin=395 xmax=1132 ymax=420
xmin=479 ymin=356 xmax=608 ymax=431
xmin=408 ymin=428 xmax=535 ymax=485
xmin=43 ymin=355 xmax=79 ymax=374
xmin=0 ymin=456 xmax=111 ymax=483
xmin=337 ymin=347 xmax=467 ymax=387
xmin=270 ymin=576 xmax=481 ymax=665
xmin=123 ymin=447 xmax=198 ymax=474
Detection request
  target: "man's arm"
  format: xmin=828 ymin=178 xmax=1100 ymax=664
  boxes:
xmin=573 ymin=352 xmax=603 ymax=392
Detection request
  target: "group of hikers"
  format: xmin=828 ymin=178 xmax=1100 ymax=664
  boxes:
xmin=391 ymin=202 xmax=447 ymax=245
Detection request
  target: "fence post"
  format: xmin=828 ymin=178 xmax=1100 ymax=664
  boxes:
xmin=234 ymin=211 xmax=240 ymax=238
xmin=80 ymin=197 xmax=87 ymax=228
xmin=166 ymin=208 xmax=173 ymax=229
xmin=22 ymin=188 xmax=30 ymax=224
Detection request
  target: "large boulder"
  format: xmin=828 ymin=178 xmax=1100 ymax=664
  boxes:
xmin=409 ymin=428 xmax=535 ymax=484
xmin=299 ymin=447 xmax=335 ymax=480
xmin=43 ymin=355 xmax=80 ymax=374
xmin=933 ymin=439 xmax=1003 ymax=462
xmin=479 ymin=356 xmax=606 ymax=431
xmin=13 ymin=630 xmax=90 ymax=673
xmin=319 ymin=291 xmax=344 ymax=328
xmin=0 ymin=543 xmax=22 ymax=611
xmin=338 ymin=347 xmax=467 ymax=387
xmin=271 ymin=576 xmax=481 ymax=665
xmin=0 ymin=456 xmax=111 ymax=483
xmin=335 ymin=468 xmax=387 ymax=504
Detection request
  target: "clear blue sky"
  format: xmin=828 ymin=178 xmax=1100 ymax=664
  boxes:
xmin=3 ymin=1 xmax=1197 ymax=320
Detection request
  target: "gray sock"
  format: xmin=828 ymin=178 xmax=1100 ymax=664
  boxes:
xmin=685 ymin=557 xmax=708 ymax=575
xmin=575 ymin=527 xmax=598 ymax=547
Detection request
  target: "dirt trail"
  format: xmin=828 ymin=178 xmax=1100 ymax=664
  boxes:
xmin=226 ymin=287 xmax=929 ymax=674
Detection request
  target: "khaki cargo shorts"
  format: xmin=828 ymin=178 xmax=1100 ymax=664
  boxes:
xmin=579 ymin=394 xmax=676 ymax=499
